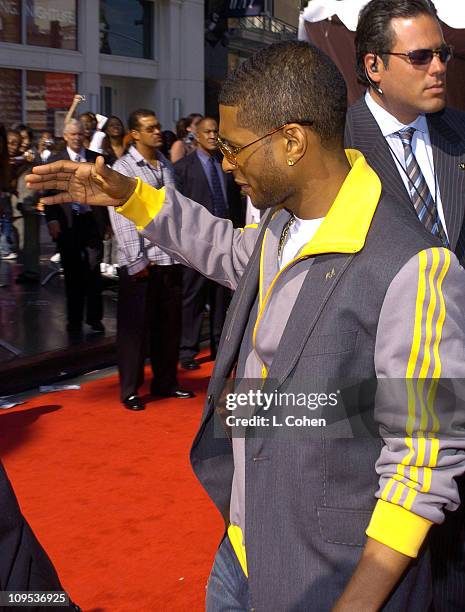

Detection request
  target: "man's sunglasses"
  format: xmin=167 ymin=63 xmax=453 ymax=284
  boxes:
xmin=217 ymin=121 xmax=313 ymax=166
xmin=381 ymin=44 xmax=453 ymax=66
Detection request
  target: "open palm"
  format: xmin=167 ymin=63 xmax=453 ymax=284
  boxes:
xmin=26 ymin=156 xmax=137 ymax=208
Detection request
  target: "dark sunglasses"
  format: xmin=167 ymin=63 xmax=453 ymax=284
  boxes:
xmin=381 ymin=44 xmax=453 ymax=66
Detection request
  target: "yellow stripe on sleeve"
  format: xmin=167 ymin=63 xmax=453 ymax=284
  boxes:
xmin=431 ymin=249 xmax=450 ymax=381
xmin=406 ymin=250 xmax=428 ymax=379
xmin=116 ymin=177 xmax=166 ymax=230
xmin=381 ymin=252 xmax=428 ymax=503
xmin=381 ymin=249 xmax=451 ymax=510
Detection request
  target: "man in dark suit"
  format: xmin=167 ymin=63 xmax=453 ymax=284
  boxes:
xmin=174 ymin=117 xmax=243 ymax=370
xmin=45 ymin=119 xmax=108 ymax=335
xmin=344 ymin=1 xmax=465 ymax=609
xmin=345 ymin=0 xmax=465 ymax=265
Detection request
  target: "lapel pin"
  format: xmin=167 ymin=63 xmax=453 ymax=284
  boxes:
xmin=325 ymin=268 xmax=336 ymax=280
xmin=459 ymin=163 xmax=465 ymax=171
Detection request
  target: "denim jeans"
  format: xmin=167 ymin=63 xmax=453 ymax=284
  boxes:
xmin=206 ymin=536 xmax=252 ymax=611
xmin=0 ymin=196 xmax=14 ymax=256
xmin=0 ymin=216 xmax=14 ymax=255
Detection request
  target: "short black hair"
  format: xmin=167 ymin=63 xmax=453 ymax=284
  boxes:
xmin=219 ymin=40 xmax=347 ymax=146
xmin=128 ymin=109 xmax=157 ymax=131
xmin=197 ymin=116 xmax=218 ymax=129
xmin=355 ymin=0 xmax=439 ymax=86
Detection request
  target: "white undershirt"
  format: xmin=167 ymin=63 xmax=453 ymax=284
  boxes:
xmin=365 ymin=91 xmax=448 ymax=239
xmin=279 ymin=216 xmax=324 ymax=269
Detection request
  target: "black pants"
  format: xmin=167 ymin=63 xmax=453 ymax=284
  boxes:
xmin=57 ymin=214 xmax=103 ymax=328
xmin=179 ymin=266 xmax=231 ymax=362
xmin=117 ymin=264 xmax=182 ymax=401
xmin=22 ymin=211 xmax=41 ymax=277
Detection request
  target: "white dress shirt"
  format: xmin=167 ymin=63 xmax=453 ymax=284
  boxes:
xmin=279 ymin=216 xmax=324 ymax=269
xmin=365 ymin=91 xmax=448 ymax=238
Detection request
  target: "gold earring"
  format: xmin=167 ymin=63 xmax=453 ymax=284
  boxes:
xmin=287 ymin=159 xmax=294 ymax=166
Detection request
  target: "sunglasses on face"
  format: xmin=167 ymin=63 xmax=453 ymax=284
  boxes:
xmin=381 ymin=44 xmax=453 ymax=66
xmin=217 ymin=121 xmax=313 ymax=166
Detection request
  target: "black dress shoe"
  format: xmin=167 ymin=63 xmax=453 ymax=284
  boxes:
xmin=180 ymin=359 xmax=201 ymax=371
xmin=123 ymin=395 xmax=145 ymax=410
xmin=151 ymin=388 xmax=195 ymax=399
xmin=87 ymin=321 xmax=105 ymax=333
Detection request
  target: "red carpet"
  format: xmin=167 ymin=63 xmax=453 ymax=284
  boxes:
xmin=0 ymin=359 xmax=223 ymax=611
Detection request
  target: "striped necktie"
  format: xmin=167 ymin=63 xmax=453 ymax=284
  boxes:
xmin=396 ymin=127 xmax=449 ymax=247
xmin=208 ymin=157 xmax=228 ymax=218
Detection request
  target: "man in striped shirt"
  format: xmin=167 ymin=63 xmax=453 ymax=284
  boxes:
xmin=109 ymin=109 xmax=194 ymax=411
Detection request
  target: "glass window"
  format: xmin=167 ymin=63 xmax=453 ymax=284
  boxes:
xmin=26 ymin=0 xmax=77 ymax=50
xmin=26 ymin=71 xmax=76 ymax=135
xmin=0 ymin=0 xmax=21 ymax=43
xmin=0 ymin=68 xmax=22 ymax=126
xmin=100 ymin=0 xmax=153 ymax=59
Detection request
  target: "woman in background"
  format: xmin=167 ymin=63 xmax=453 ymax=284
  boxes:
xmin=170 ymin=113 xmax=202 ymax=163
xmin=102 ymin=116 xmax=126 ymax=165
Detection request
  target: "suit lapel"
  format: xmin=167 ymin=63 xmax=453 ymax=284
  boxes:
xmin=428 ymin=113 xmax=465 ymax=250
xmin=264 ymin=253 xmax=355 ymax=390
xmin=347 ymin=98 xmax=412 ymax=210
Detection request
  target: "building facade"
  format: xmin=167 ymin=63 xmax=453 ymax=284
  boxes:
xmin=204 ymin=0 xmax=298 ymax=117
xmin=0 ymin=0 xmax=204 ymax=134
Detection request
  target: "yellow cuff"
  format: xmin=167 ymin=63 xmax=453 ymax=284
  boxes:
xmin=116 ymin=177 xmax=166 ymax=230
xmin=366 ymin=499 xmax=433 ymax=558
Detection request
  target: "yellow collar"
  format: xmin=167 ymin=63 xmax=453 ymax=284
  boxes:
xmin=299 ymin=149 xmax=381 ymax=258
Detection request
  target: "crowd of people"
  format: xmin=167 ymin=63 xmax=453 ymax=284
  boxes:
xmin=0 ymin=104 xmax=246 ymax=409
xmin=0 ymin=109 xmax=208 ymax=268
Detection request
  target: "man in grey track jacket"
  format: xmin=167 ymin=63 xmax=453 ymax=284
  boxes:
xmin=28 ymin=41 xmax=465 ymax=611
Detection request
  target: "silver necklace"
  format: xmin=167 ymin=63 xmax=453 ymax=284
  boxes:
xmin=277 ymin=214 xmax=295 ymax=263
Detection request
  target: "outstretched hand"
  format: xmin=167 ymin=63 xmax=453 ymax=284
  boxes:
xmin=26 ymin=156 xmax=137 ymax=208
